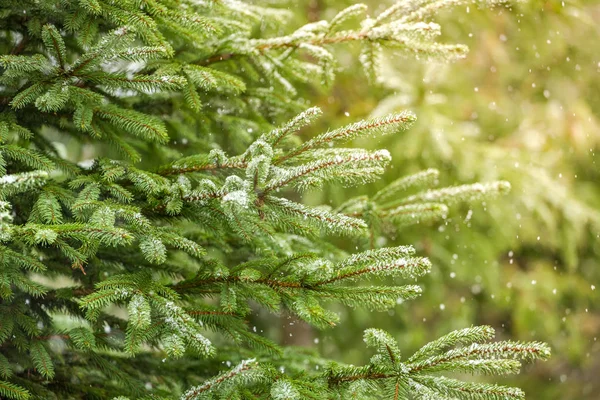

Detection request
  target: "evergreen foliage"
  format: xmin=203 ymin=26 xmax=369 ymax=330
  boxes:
xmin=0 ymin=1 xmax=550 ymax=399
xmin=297 ymin=1 xmax=599 ymax=398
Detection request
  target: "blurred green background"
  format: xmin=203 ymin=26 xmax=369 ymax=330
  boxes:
xmin=276 ymin=0 xmax=600 ymax=398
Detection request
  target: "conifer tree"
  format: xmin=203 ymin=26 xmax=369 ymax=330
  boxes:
xmin=0 ymin=1 xmax=549 ymax=399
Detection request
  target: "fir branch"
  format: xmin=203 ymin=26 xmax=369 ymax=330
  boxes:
xmin=401 ymin=181 xmax=512 ymax=206
xmin=83 ymin=73 xmax=186 ymax=92
xmin=181 ymin=358 xmax=259 ymax=400
xmin=0 ymin=381 xmax=30 ymax=400
xmin=265 ymin=149 xmax=391 ymax=193
xmin=161 ymin=158 xmax=247 ymax=176
xmin=41 ymin=24 xmax=66 ymax=69
xmin=0 ymin=55 xmax=46 ymax=73
xmin=264 ymin=196 xmax=367 ymax=235
xmin=29 ymin=341 xmax=55 ymax=379
xmin=408 ymin=341 xmax=551 ymax=373
xmin=315 ymin=256 xmax=431 ymax=285
xmin=94 ymin=105 xmax=168 ymax=143
xmin=411 ymin=375 xmax=525 ymax=400
xmin=277 ymin=112 xmax=415 ymax=164
xmin=383 ymin=202 xmax=449 ymax=227
xmin=261 ymin=107 xmax=323 ymax=148
xmin=408 ymin=326 xmax=496 ymax=363
xmin=373 ymin=168 xmax=439 ymax=203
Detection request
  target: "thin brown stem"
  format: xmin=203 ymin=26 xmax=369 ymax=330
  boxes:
xmin=159 ymin=161 xmax=247 ymax=176
xmin=197 ymin=32 xmax=369 ymax=66
xmin=329 ymin=372 xmax=392 ymax=385
xmin=10 ymin=36 xmax=29 ymax=55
